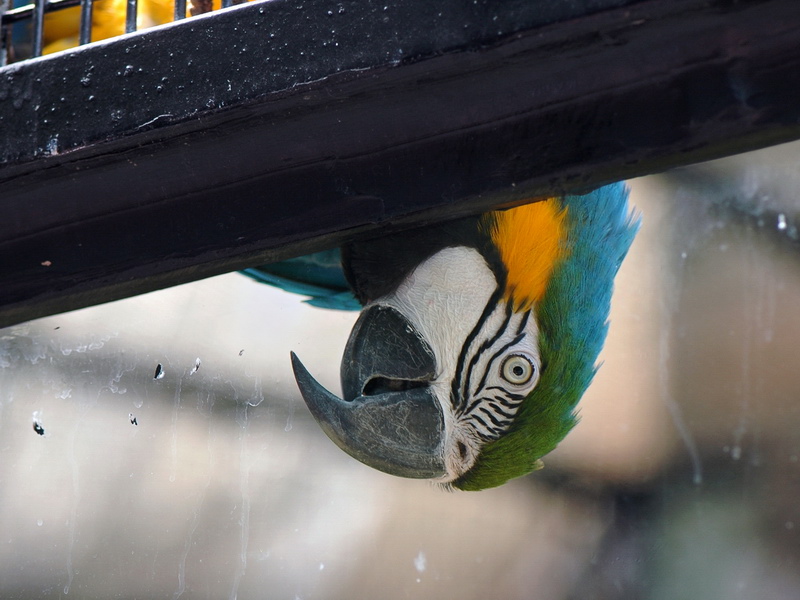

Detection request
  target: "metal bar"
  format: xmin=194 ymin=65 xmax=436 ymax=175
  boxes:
xmin=0 ymin=0 xmax=798 ymax=328
xmin=30 ymin=0 xmax=44 ymax=56
xmin=221 ymin=0 xmax=231 ymax=8
xmin=1 ymin=0 xmax=80 ymax=24
xmin=78 ymin=0 xmax=92 ymax=44
xmin=125 ymin=0 xmax=136 ymax=33
xmin=0 ymin=0 xmax=9 ymax=66
xmin=174 ymin=0 xmax=185 ymax=21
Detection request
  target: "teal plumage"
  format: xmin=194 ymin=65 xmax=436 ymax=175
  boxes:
xmin=242 ymin=249 xmax=360 ymax=311
xmin=455 ymin=183 xmax=640 ymax=489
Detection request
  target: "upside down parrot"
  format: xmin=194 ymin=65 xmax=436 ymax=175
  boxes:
xmin=245 ymin=184 xmax=639 ymax=490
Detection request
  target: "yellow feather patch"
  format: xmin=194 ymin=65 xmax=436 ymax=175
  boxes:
xmin=488 ymin=199 xmax=568 ymax=311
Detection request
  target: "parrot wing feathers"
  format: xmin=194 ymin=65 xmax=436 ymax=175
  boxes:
xmin=241 ymin=249 xmax=360 ymax=311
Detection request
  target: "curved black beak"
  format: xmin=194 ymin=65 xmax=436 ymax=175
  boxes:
xmin=291 ymin=305 xmax=446 ymax=479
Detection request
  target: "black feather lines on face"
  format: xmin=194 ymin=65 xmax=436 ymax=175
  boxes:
xmin=450 ymin=294 xmax=531 ymax=443
xmin=450 ymin=291 xmax=509 ymax=414
xmin=464 ymin=309 xmax=532 ymax=440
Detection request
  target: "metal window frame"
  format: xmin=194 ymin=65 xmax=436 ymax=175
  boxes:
xmin=0 ymin=0 xmax=799 ymax=328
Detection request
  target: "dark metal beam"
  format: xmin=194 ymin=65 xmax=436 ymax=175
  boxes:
xmin=0 ymin=0 xmax=799 ymax=328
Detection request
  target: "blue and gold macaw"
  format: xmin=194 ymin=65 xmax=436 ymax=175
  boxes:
xmin=247 ymin=184 xmax=639 ymax=490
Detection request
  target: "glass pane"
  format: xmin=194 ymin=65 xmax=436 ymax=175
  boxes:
xmin=1 ymin=140 xmax=799 ymax=599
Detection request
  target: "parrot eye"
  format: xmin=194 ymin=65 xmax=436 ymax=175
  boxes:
xmin=500 ymin=354 xmax=536 ymax=386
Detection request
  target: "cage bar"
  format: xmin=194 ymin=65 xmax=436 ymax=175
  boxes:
xmin=30 ymin=0 xmax=44 ymax=56
xmin=0 ymin=0 xmax=9 ymax=66
xmin=2 ymin=0 xmax=83 ymax=22
xmin=78 ymin=0 xmax=92 ymax=44
xmin=125 ymin=0 xmax=136 ymax=33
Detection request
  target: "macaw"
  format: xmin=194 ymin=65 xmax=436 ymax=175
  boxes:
xmin=248 ymin=184 xmax=639 ymax=490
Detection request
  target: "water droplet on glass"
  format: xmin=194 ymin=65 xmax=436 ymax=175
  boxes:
xmin=414 ymin=550 xmax=426 ymax=572
xmin=32 ymin=411 xmax=45 ymax=436
xmin=777 ymin=213 xmax=787 ymax=230
xmin=731 ymin=445 xmax=742 ymax=460
xmin=37 ymin=519 xmax=43 ymax=527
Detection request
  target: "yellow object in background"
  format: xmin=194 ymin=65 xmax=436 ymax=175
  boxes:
xmin=42 ymin=0 xmax=235 ymax=55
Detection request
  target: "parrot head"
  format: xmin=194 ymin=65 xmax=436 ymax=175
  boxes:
xmin=291 ymin=183 xmax=639 ymax=490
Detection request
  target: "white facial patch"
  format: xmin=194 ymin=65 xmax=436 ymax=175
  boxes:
xmin=380 ymin=247 xmax=498 ymax=380
xmin=372 ymin=246 xmax=541 ymax=483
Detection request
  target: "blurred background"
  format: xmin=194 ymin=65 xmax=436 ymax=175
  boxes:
xmin=1 ymin=140 xmax=800 ymax=599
